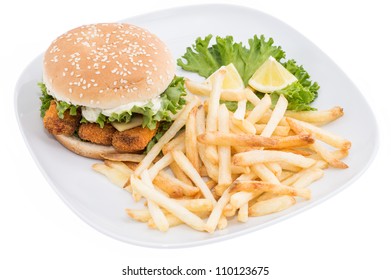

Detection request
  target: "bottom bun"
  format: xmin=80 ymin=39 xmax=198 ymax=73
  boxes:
xmin=54 ymin=134 xmax=116 ymax=159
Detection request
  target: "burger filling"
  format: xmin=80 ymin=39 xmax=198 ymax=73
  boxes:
xmin=39 ymin=76 xmax=187 ymax=153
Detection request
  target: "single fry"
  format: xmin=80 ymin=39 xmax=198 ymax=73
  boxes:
xmin=286 ymin=117 xmax=351 ymax=150
xmin=175 ymin=199 xmax=213 ymax=212
xmin=246 ymin=94 xmax=271 ymax=124
xmin=309 ymin=141 xmax=348 ymax=169
xmin=284 ymin=106 xmax=344 ymax=124
xmin=261 ymin=94 xmax=288 ymax=137
xmin=196 ymin=105 xmax=219 ymax=181
xmin=185 ymin=79 xmax=246 ymax=101
xmin=249 ymin=195 xmax=296 ymax=216
xmin=230 ymin=191 xmax=254 ymax=209
xmin=233 ymin=99 xmax=247 ymax=120
xmin=125 ymin=208 xmax=151 ymax=223
xmin=198 ymin=132 xmax=276 ymax=147
xmin=104 ymin=160 xmax=133 ymax=176
xmin=186 ymin=107 xmax=200 ymax=172
xmin=148 ymin=153 xmax=174 ymax=180
xmin=155 ymin=170 xmax=199 ymax=197
xmin=206 ymin=187 xmax=232 ymax=233
xmin=148 ymin=214 xmax=183 ymax=229
xmin=254 ymin=124 xmax=290 ymax=136
xmin=237 ymin=204 xmax=249 ymax=222
xmin=206 ymin=67 xmax=226 ymax=132
xmin=218 ymin=104 xmax=232 ymax=189
xmin=292 ymin=168 xmax=324 ymax=189
xmin=92 ymin=163 xmax=128 ymax=188
xmin=141 ymin=170 xmax=169 ymax=232
xmin=233 ymin=150 xmax=316 ymax=169
xmin=230 ymin=180 xmax=311 ymax=200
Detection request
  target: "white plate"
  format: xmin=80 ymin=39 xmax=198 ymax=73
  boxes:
xmin=15 ymin=4 xmax=378 ymax=248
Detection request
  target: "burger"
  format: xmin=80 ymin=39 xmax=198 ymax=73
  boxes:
xmin=39 ymin=23 xmax=186 ymax=159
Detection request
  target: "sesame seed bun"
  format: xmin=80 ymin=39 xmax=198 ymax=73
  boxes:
xmin=43 ymin=23 xmax=176 ymax=109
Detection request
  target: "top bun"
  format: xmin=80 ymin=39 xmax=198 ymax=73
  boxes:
xmin=43 ymin=23 xmax=175 ymax=109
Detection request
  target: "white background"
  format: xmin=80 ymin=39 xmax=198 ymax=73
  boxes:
xmin=1 ymin=0 xmax=390 ymax=279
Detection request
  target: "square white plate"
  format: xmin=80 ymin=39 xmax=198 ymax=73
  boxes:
xmin=15 ymin=4 xmax=378 ymax=248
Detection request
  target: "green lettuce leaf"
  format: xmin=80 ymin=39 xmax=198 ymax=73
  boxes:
xmin=106 ymin=76 xmax=186 ymax=129
xmin=177 ymin=34 xmax=319 ymax=111
xmin=38 ymin=82 xmax=79 ymax=119
xmin=56 ymin=101 xmax=79 ymax=119
xmin=38 ymin=82 xmax=53 ymax=117
xmin=271 ymin=82 xmax=316 ymax=111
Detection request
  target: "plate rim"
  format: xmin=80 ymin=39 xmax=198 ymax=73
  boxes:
xmin=14 ymin=3 xmax=380 ymax=248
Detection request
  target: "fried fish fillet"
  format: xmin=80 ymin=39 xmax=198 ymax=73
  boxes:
xmin=43 ymin=101 xmax=81 ymax=136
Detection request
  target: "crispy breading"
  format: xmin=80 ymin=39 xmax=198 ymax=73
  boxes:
xmin=78 ymin=123 xmax=116 ymax=146
xmin=43 ymin=100 xmax=81 ymax=136
xmin=112 ymin=125 xmax=159 ymax=153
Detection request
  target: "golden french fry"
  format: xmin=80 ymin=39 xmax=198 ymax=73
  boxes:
xmin=246 ymin=94 xmax=271 ymax=124
xmin=131 ymin=176 xmax=206 ymax=231
xmin=251 ymin=163 xmax=280 ymax=184
xmin=286 ymin=117 xmax=351 ymax=150
xmin=292 ymin=168 xmax=324 ymax=189
xmin=233 ymin=99 xmax=247 ymax=120
xmin=186 ymin=106 xmax=200 ymax=172
xmin=155 ymin=170 xmax=199 ymax=197
xmin=231 ymin=181 xmax=311 ymax=200
xmin=233 ymin=150 xmax=316 ymax=169
xmin=147 ymin=153 xmax=174 ymax=180
xmin=237 ymin=204 xmax=249 ymax=222
xmin=125 ymin=208 xmax=151 ymax=223
xmin=198 ymin=132 xmax=276 ymax=147
xmin=284 ymin=106 xmax=344 ymax=125
xmin=206 ymin=187 xmax=232 ymax=233
xmin=261 ymin=95 xmax=288 ymax=137
xmin=135 ymin=97 xmax=200 ymax=176
xmin=92 ymin=163 xmax=129 ymax=188
xmin=171 ymin=150 xmax=216 ymax=204
xmin=205 ymin=73 xmax=226 ymax=126
xmin=249 ymin=195 xmax=296 ymax=216
xmin=152 ymin=172 xmax=184 ymax=198
xmin=231 ymin=118 xmax=256 ymax=134
xmin=309 ymin=141 xmax=348 ymax=169
xmin=218 ymin=104 xmax=232 ymax=190
xmin=104 ymin=160 xmax=133 ymax=176
xmin=175 ymin=199 xmax=213 ymax=212
xmin=217 ymin=216 xmax=228 ymax=230
xmin=265 ymin=162 xmax=282 ymax=177
xmin=148 ymin=214 xmax=183 ymax=229
xmin=230 ymin=191 xmax=255 ymax=209
xmin=196 ymin=105 xmax=219 ymax=181
xmin=185 ymin=79 xmax=247 ymax=101
xmin=254 ymin=124 xmax=290 ymax=136
xmin=141 ymin=170 xmax=169 ymax=232
xmin=245 ymin=88 xmax=261 ymax=106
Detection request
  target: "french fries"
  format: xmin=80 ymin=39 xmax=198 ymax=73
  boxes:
xmin=93 ymin=65 xmax=352 ymax=233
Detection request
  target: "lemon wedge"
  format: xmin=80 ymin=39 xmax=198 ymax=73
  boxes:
xmin=206 ymin=63 xmax=244 ymax=89
xmin=249 ymin=56 xmax=297 ymax=93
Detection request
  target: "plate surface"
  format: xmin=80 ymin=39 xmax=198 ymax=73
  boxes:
xmin=15 ymin=4 xmax=378 ymax=248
